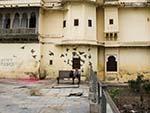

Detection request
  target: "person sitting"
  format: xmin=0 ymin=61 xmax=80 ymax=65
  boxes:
xmin=72 ymin=68 xmax=81 ymax=85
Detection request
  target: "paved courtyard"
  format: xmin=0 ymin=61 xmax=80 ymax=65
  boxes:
xmin=0 ymin=79 xmax=89 ymax=113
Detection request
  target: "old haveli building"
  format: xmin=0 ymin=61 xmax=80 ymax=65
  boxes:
xmin=0 ymin=0 xmax=150 ymax=82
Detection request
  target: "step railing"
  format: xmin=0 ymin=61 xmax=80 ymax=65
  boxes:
xmin=89 ymin=68 xmax=120 ymax=113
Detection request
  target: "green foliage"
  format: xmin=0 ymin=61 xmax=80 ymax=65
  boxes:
xmin=128 ymin=74 xmax=144 ymax=92
xmin=109 ymin=88 xmax=120 ymax=100
xmin=142 ymin=81 xmax=150 ymax=93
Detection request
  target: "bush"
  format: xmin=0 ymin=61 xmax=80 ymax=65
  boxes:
xmin=128 ymin=75 xmax=144 ymax=92
xmin=109 ymin=88 xmax=120 ymax=101
xmin=142 ymin=81 xmax=150 ymax=93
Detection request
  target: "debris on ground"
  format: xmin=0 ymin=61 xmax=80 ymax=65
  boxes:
xmin=30 ymin=88 xmax=42 ymax=96
xmin=67 ymin=92 xmax=83 ymax=97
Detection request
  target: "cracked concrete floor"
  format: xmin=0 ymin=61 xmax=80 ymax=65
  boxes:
xmin=0 ymin=79 xmax=89 ymax=113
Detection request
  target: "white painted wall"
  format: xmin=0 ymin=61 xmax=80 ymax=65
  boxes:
xmin=102 ymin=47 xmax=150 ymax=82
xmin=63 ymin=2 xmax=96 ymax=41
xmin=97 ymin=47 xmax=105 ymax=80
xmin=97 ymin=7 xmax=104 ymax=41
xmin=63 ymin=3 xmax=85 ymax=40
xmin=118 ymin=8 xmax=150 ymax=42
xmin=0 ymin=44 xmax=40 ymax=78
xmin=119 ymin=48 xmax=150 ymax=72
xmin=104 ymin=7 xmax=119 ymax=33
xmin=40 ymin=44 xmax=98 ymax=78
xmin=84 ymin=3 xmax=97 ymax=41
xmin=39 ymin=10 xmax=63 ymax=38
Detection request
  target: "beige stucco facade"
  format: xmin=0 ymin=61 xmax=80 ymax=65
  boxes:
xmin=0 ymin=0 xmax=150 ymax=82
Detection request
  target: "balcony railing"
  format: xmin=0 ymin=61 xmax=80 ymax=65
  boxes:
xmin=0 ymin=28 xmax=38 ymax=43
xmin=0 ymin=28 xmax=37 ymax=35
xmin=89 ymin=68 xmax=120 ymax=113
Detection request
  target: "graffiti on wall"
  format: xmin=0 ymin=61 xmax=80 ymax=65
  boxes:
xmin=59 ymin=46 xmax=93 ymax=72
xmin=0 ymin=58 xmax=15 ymax=67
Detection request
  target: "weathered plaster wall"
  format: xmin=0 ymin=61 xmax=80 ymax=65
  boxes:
xmin=63 ymin=3 xmax=85 ymax=40
xmin=97 ymin=47 xmax=105 ymax=80
xmin=119 ymin=47 xmax=150 ymax=82
xmin=96 ymin=7 xmax=104 ymax=41
xmin=39 ymin=9 xmax=63 ymax=38
xmin=104 ymin=7 xmax=119 ymax=33
xmin=103 ymin=47 xmax=150 ymax=82
xmin=40 ymin=44 xmax=98 ymax=78
xmin=0 ymin=44 xmax=40 ymax=78
xmin=84 ymin=3 xmax=96 ymax=41
xmin=118 ymin=7 xmax=150 ymax=42
xmin=63 ymin=2 xmax=96 ymax=41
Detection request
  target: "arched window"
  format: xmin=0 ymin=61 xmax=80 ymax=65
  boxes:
xmin=4 ymin=13 xmax=11 ymax=29
xmin=0 ymin=14 xmax=2 ymax=28
xmin=21 ymin=13 xmax=28 ymax=28
xmin=29 ymin=12 xmax=36 ymax=28
xmin=107 ymin=56 xmax=117 ymax=72
xmin=13 ymin=13 xmax=20 ymax=28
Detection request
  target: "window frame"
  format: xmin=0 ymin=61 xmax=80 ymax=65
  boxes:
xmin=74 ymin=19 xmax=79 ymax=26
xmin=106 ymin=55 xmax=117 ymax=72
xmin=63 ymin=20 xmax=66 ymax=28
xmin=109 ymin=19 xmax=114 ymax=25
xmin=88 ymin=19 xmax=92 ymax=27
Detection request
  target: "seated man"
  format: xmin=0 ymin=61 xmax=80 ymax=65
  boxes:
xmin=72 ymin=68 xmax=81 ymax=85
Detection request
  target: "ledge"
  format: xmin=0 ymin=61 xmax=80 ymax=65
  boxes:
xmin=0 ymin=0 xmax=44 ymax=8
xmin=61 ymin=0 xmax=99 ymax=6
xmin=102 ymin=41 xmax=150 ymax=47
xmin=103 ymin=1 xmax=149 ymax=7
xmin=55 ymin=39 xmax=100 ymax=46
xmin=41 ymin=39 xmax=150 ymax=47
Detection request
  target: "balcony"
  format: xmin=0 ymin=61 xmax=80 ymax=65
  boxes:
xmin=0 ymin=28 xmax=38 ymax=43
xmin=0 ymin=28 xmax=36 ymax=35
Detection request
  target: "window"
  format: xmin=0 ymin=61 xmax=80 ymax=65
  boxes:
xmin=107 ymin=56 xmax=117 ymax=72
xmin=74 ymin=19 xmax=79 ymax=26
xmin=21 ymin=13 xmax=28 ymax=28
xmin=29 ymin=12 xmax=36 ymax=28
xmin=109 ymin=19 xmax=114 ymax=25
xmin=88 ymin=19 xmax=92 ymax=27
xmin=49 ymin=60 xmax=53 ymax=65
xmin=63 ymin=20 xmax=66 ymax=28
xmin=72 ymin=57 xmax=80 ymax=69
xmin=4 ymin=13 xmax=11 ymax=29
xmin=13 ymin=13 xmax=20 ymax=28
